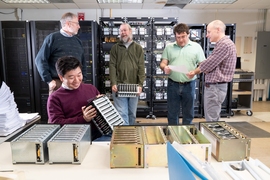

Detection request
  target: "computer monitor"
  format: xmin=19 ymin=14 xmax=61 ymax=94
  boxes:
xmin=236 ymin=57 xmax=241 ymax=69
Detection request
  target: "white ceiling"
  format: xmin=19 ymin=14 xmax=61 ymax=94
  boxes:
xmin=0 ymin=0 xmax=270 ymax=10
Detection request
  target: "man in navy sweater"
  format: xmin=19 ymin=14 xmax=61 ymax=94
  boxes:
xmin=47 ymin=56 xmax=102 ymax=140
xmin=35 ymin=12 xmax=86 ymax=95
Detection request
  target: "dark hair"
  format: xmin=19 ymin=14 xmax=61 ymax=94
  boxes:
xmin=55 ymin=56 xmax=82 ymax=77
xmin=173 ymin=23 xmax=190 ymax=35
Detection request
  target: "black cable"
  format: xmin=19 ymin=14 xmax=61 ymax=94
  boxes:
xmin=0 ymin=10 xmax=16 ymax=14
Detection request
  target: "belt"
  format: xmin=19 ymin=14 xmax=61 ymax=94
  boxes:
xmin=169 ymin=78 xmax=191 ymax=84
xmin=205 ymin=82 xmax=227 ymax=87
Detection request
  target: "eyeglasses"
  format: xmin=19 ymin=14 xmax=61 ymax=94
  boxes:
xmin=69 ymin=21 xmax=80 ymax=26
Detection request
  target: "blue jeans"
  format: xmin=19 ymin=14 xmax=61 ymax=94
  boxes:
xmin=167 ymin=79 xmax=195 ymax=125
xmin=112 ymin=92 xmax=138 ymax=125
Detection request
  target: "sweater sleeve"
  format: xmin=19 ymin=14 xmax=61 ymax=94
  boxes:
xmin=35 ymin=35 xmax=53 ymax=83
xmin=109 ymin=44 xmax=118 ymax=86
xmin=136 ymin=44 xmax=146 ymax=87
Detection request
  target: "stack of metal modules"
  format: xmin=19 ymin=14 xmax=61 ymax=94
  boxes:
xmin=110 ymin=125 xmax=210 ymax=168
xmin=116 ymin=84 xmax=139 ymax=97
xmin=47 ymin=124 xmax=90 ymax=164
xmin=110 ymin=126 xmax=145 ymax=168
xmin=166 ymin=125 xmax=212 ymax=162
xmin=199 ymin=121 xmax=251 ymax=161
xmin=90 ymin=95 xmax=124 ymax=135
xmin=10 ymin=124 xmax=60 ymax=164
xmin=142 ymin=126 xmax=168 ymax=168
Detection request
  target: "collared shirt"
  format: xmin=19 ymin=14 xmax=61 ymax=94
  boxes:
xmin=123 ymin=41 xmax=132 ymax=48
xmin=62 ymin=83 xmax=73 ymax=90
xmin=200 ymin=36 xmax=237 ymax=83
xmin=162 ymin=40 xmax=205 ymax=82
xmin=60 ymin=29 xmax=73 ymax=37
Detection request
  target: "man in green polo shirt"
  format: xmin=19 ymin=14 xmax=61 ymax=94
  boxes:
xmin=160 ymin=23 xmax=205 ymax=125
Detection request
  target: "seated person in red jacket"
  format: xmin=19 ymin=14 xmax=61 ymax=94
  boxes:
xmin=47 ymin=56 xmax=102 ymax=140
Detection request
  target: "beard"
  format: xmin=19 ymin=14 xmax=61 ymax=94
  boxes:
xmin=120 ymin=34 xmax=133 ymax=43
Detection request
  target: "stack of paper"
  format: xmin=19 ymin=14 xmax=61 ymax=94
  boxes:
xmin=0 ymin=82 xmax=25 ymax=136
xmin=19 ymin=113 xmax=39 ymax=124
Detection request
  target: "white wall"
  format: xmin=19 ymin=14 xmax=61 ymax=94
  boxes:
xmin=0 ymin=8 xmax=269 ymax=72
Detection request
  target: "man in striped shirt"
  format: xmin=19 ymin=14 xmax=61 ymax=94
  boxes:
xmin=187 ymin=20 xmax=237 ymax=121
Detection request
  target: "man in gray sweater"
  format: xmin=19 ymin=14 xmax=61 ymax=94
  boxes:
xmin=35 ymin=12 xmax=86 ymax=95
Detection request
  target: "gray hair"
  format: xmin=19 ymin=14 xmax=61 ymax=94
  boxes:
xmin=120 ymin=23 xmax=132 ymax=31
xmin=60 ymin=12 xmax=77 ymax=27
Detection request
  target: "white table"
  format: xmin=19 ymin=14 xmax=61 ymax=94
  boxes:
xmin=1 ymin=141 xmax=269 ymax=180
xmin=0 ymin=142 xmax=169 ymax=180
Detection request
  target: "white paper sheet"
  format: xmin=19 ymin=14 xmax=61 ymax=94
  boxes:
xmin=19 ymin=113 xmax=39 ymax=123
xmin=0 ymin=82 xmax=25 ymax=136
xmin=168 ymin=65 xmax=189 ymax=74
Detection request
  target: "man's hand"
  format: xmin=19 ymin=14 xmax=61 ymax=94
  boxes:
xmin=164 ymin=66 xmax=171 ymax=74
xmin=187 ymin=71 xmax=196 ymax=79
xmin=48 ymin=80 xmax=56 ymax=91
xmin=82 ymin=105 xmax=97 ymax=122
xmin=112 ymin=85 xmax=118 ymax=93
xmin=137 ymin=86 xmax=142 ymax=95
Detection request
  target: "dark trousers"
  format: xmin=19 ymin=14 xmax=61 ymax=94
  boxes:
xmin=167 ymin=79 xmax=195 ymax=125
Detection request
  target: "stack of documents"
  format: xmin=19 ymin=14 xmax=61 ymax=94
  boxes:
xmin=19 ymin=113 xmax=39 ymax=124
xmin=0 ymin=82 xmax=25 ymax=136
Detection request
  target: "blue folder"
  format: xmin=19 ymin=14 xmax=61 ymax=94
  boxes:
xmin=167 ymin=142 xmax=209 ymax=180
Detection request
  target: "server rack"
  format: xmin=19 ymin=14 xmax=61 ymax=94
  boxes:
xmin=99 ymin=17 xmax=153 ymax=117
xmin=151 ymin=21 xmax=206 ymax=118
xmin=204 ymin=23 xmax=236 ymax=117
xmin=0 ymin=21 xmax=35 ymax=113
xmin=30 ymin=21 xmax=61 ymax=123
xmin=126 ymin=17 xmax=152 ymax=118
xmin=99 ymin=17 xmax=126 ymax=99
xmin=77 ymin=21 xmax=100 ymax=86
xmin=188 ymin=24 xmax=207 ymax=118
xmin=98 ymin=18 xmax=206 ymax=119
xmin=151 ymin=17 xmax=178 ymax=118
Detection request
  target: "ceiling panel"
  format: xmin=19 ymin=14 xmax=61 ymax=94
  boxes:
xmin=244 ymin=2 xmax=270 ymax=9
xmin=0 ymin=0 xmax=270 ymax=9
xmin=184 ymin=4 xmax=208 ymax=9
xmin=98 ymin=3 xmax=121 ymax=8
xmin=75 ymin=3 xmax=100 ymax=8
xmin=32 ymin=4 xmax=58 ymax=8
xmin=0 ymin=1 xmax=13 ymax=8
xmin=121 ymin=3 xmax=142 ymax=8
xmin=2 ymin=3 xmax=37 ymax=8
xmin=202 ymin=4 xmax=230 ymax=9
xmin=53 ymin=3 xmax=79 ymax=8
xmin=142 ymin=2 xmax=165 ymax=9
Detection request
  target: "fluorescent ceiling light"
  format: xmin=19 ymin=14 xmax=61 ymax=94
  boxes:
xmin=1 ymin=0 xmax=74 ymax=3
xmin=97 ymin=0 xmax=143 ymax=3
xmin=1 ymin=0 xmax=50 ymax=3
xmin=190 ymin=0 xmax=237 ymax=4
